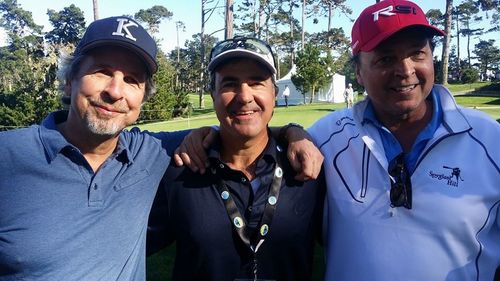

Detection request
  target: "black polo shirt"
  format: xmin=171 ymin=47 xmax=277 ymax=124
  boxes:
xmin=147 ymin=136 xmax=325 ymax=281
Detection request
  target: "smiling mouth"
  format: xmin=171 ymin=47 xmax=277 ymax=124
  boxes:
xmin=90 ymin=101 xmax=127 ymax=115
xmin=234 ymin=110 xmax=255 ymax=116
xmin=391 ymin=84 xmax=417 ymax=93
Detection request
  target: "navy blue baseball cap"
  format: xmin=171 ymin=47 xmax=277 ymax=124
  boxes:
xmin=75 ymin=16 xmax=158 ymax=74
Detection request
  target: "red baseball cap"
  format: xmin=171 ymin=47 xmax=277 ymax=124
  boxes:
xmin=351 ymin=0 xmax=445 ymax=55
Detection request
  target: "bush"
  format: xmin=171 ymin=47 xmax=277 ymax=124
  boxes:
xmin=460 ymin=67 xmax=479 ymax=83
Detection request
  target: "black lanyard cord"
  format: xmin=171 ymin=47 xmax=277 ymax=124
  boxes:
xmin=211 ymin=150 xmax=284 ymax=280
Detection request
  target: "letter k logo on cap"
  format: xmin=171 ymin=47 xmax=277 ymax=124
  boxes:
xmin=112 ymin=18 xmax=138 ymax=41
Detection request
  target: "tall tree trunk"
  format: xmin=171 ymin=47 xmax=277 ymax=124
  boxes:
xmin=455 ymin=9 xmax=461 ymax=78
xmin=328 ymin=2 xmax=333 ymax=56
xmin=440 ymin=0 xmax=453 ymax=86
xmin=301 ymin=0 xmax=305 ymax=50
xmin=225 ymin=0 xmax=234 ymax=39
xmin=92 ymin=0 xmax=99 ymax=20
xmin=199 ymin=0 xmax=206 ymax=109
xmin=289 ymin=0 xmax=295 ymax=63
xmin=466 ymin=20 xmax=471 ymax=66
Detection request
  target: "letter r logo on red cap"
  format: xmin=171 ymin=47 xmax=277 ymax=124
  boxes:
xmin=372 ymin=5 xmax=396 ymax=21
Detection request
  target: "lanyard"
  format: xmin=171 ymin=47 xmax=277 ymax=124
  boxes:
xmin=211 ymin=150 xmax=283 ymax=281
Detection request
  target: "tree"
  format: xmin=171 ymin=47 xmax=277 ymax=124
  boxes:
xmin=169 ymin=33 xmax=217 ymax=96
xmin=475 ymin=0 xmax=500 ymax=32
xmin=308 ymin=0 xmax=352 ymax=51
xmin=140 ymin=53 xmax=178 ymax=122
xmin=291 ymin=43 xmax=331 ymax=103
xmin=456 ymin=0 xmax=483 ymax=66
xmin=473 ymin=39 xmax=500 ymax=79
xmin=134 ymin=5 xmax=173 ymax=35
xmin=92 ymin=0 xmax=99 ymax=20
xmin=440 ymin=0 xmax=453 ymax=85
xmin=0 ymin=0 xmax=61 ymax=130
xmin=45 ymin=5 xmax=86 ymax=46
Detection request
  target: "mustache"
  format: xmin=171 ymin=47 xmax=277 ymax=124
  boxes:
xmin=88 ymin=97 xmax=129 ymax=113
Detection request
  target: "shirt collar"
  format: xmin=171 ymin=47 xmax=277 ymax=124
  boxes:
xmin=362 ymin=89 xmax=441 ymax=128
xmin=40 ymin=110 xmax=131 ymax=163
xmin=361 ymin=88 xmax=443 ymax=168
xmin=207 ymin=130 xmax=283 ymax=173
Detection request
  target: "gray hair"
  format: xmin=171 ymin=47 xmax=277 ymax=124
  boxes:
xmin=56 ymin=51 xmax=156 ymax=106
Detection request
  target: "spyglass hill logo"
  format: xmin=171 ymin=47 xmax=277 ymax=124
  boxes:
xmin=429 ymin=166 xmax=464 ymax=187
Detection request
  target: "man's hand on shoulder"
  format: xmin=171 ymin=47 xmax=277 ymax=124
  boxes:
xmin=173 ymin=126 xmax=217 ymax=174
xmin=278 ymin=124 xmax=324 ymax=181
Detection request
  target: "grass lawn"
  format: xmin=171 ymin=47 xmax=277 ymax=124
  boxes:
xmin=144 ymin=89 xmax=499 ymax=281
xmin=137 ymin=93 xmax=500 ymax=133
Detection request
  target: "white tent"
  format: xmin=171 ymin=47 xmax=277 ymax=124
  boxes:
xmin=317 ymin=73 xmax=346 ymax=103
xmin=276 ymin=65 xmax=346 ymax=106
xmin=276 ymin=65 xmax=304 ymax=106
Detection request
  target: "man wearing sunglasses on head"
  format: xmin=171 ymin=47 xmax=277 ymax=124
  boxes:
xmin=305 ymin=1 xmax=500 ymax=280
xmin=147 ymin=36 xmax=325 ymax=281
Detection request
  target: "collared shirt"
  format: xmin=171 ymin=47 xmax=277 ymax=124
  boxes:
xmin=309 ymin=85 xmax=500 ymax=281
xmin=362 ymin=89 xmax=443 ymax=173
xmin=0 ymin=111 xmax=186 ymax=281
xmin=147 ymin=136 xmax=325 ymax=281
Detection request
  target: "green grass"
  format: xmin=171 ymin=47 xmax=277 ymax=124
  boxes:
xmin=145 ymin=89 xmax=499 ymax=281
xmin=446 ymin=81 xmax=492 ymax=93
xmin=137 ymin=93 xmax=500 ymax=133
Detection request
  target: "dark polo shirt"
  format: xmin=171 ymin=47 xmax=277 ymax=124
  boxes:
xmin=148 ymin=136 xmax=325 ymax=281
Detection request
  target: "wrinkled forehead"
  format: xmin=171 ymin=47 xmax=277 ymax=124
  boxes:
xmin=82 ymin=46 xmax=149 ymax=78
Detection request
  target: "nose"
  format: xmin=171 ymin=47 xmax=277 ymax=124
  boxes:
xmin=236 ymin=83 xmax=254 ymax=104
xmin=394 ymin=58 xmax=415 ymax=78
xmin=103 ymin=73 xmax=125 ymax=101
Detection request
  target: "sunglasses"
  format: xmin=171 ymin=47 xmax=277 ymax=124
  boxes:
xmin=388 ymin=153 xmax=412 ymax=209
xmin=209 ymin=36 xmax=275 ymax=62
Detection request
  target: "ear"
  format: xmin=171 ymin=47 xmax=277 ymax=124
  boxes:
xmin=355 ymin=65 xmax=364 ymax=87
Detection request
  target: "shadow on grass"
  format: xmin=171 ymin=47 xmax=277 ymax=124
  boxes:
xmin=486 ymin=98 xmax=500 ymax=105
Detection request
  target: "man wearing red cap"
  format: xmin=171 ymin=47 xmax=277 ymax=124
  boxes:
xmin=306 ymin=0 xmax=499 ymax=280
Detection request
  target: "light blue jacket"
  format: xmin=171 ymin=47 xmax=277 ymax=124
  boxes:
xmin=309 ymin=85 xmax=500 ymax=281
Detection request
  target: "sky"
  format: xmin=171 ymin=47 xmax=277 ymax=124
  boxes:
xmin=1 ymin=0 xmax=499 ymax=57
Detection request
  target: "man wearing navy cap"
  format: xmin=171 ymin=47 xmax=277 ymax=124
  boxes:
xmin=0 ymin=16 xmax=187 ymax=280
xmin=301 ymin=0 xmax=500 ymax=280
xmin=147 ymin=36 xmax=325 ymax=281
xmin=0 ymin=17 xmax=323 ymax=280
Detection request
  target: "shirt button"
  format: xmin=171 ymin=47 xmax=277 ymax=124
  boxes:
xmin=93 ymin=184 xmax=98 ymax=190
xmin=247 ymin=206 xmax=253 ymax=213
xmin=241 ymin=177 xmax=247 ymax=183
xmin=219 ymin=163 xmax=225 ymax=169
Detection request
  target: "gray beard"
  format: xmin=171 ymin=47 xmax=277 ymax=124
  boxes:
xmin=83 ymin=112 xmax=124 ymax=137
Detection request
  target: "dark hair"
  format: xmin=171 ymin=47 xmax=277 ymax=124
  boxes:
xmin=56 ymin=51 xmax=156 ymax=106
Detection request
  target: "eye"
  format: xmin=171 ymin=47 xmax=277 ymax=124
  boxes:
xmin=249 ymin=81 xmax=265 ymax=87
xmin=411 ymin=50 xmax=427 ymax=60
xmin=124 ymin=76 xmax=140 ymax=86
xmin=93 ymin=68 xmax=112 ymax=76
xmin=376 ymin=56 xmax=394 ymax=65
xmin=221 ymin=81 xmax=238 ymax=89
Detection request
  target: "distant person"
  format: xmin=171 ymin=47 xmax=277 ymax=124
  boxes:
xmin=343 ymin=83 xmax=354 ymax=108
xmin=282 ymin=84 xmax=290 ymax=107
xmin=147 ymin=36 xmax=325 ymax=281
